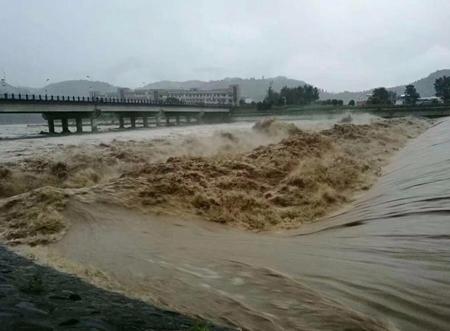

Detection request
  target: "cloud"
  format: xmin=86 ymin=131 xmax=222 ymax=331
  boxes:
xmin=1 ymin=0 xmax=449 ymax=91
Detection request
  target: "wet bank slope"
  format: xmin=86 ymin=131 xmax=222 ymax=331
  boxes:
xmin=289 ymin=117 xmax=450 ymax=330
xmin=0 ymin=246 xmax=234 ymax=331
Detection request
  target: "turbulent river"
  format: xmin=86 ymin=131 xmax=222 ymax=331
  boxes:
xmin=2 ymin=115 xmax=449 ymax=330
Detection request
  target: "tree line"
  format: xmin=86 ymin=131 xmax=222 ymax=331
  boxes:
xmin=255 ymin=75 xmax=450 ymax=110
xmin=367 ymin=76 xmax=450 ymax=105
xmin=257 ymin=84 xmax=320 ymax=110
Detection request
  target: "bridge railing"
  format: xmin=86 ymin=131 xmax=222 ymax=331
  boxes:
xmin=0 ymin=93 xmax=231 ymax=109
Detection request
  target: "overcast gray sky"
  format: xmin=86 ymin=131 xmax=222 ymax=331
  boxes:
xmin=1 ymin=0 xmax=449 ymax=91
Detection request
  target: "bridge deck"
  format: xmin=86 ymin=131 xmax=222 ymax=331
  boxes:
xmin=0 ymin=94 xmax=230 ymax=114
xmin=0 ymin=103 xmax=229 ymax=114
xmin=0 ymin=94 xmax=231 ymax=133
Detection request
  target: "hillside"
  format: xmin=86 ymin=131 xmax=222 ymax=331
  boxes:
xmin=321 ymin=69 xmax=450 ymax=102
xmin=144 ymin=70 xmax=450 ymax=102
xmin=0 ymin=80 xmax=118 ymax=97
xmin=38 ymin=80 xmax=118 ymax=97
xmin=389 ymin=69 xmax=450 ymax=97
xmin=1 ymin=69 xmax=449 ymax=103
xmin=0 ymin=82 xmax=32 ymax=95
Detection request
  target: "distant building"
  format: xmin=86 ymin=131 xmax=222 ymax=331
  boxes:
xmin=417 ymin=96 xmax=442 ymax=105
xmin=116 ymin=85 xmax=240 ymax=106
xmin=395 ymin=97 xmax=404 ymax=105
xmin=89 ymin=90 xmax=119 ymax=99
xmin=397 ymin=95 xmax=442 ymax=105
xmin=117 ymin=88 xmax=158 ymax=101
xmin=356 ymin=100 xmax=367 ymax=107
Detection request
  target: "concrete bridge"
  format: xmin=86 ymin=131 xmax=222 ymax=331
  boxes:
xmin=0 ymin=93 xmax=231 ymax=133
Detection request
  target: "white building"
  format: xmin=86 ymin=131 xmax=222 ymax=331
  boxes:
xmin=117 ymin=88 xmax=158 ymax=101
xmin=117 ymin=85 xmax=240 ymax=106
xmin=397 ymin=94 xmax=442 ymax=105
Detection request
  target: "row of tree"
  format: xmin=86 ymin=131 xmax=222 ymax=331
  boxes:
xmin=367 ymin=88 xmax=398 ymax=105
xmin=257 ymin=84 xmax=320 ymax=110
xmin=367 ymin=76 xmax=450 ymax=105
xmin=435 ymin=76 xmax=450 ymax=103
xmin=256 ymin=75 xmax=450 ymax=110
xmin=319 ymin=99 xmax=344 ymax=106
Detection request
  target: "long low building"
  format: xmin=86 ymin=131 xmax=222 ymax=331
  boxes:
xmin=115 ymin=85 xmax=240 ymax=106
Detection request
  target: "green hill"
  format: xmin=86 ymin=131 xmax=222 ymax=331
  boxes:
xmin=2 ymin=69 xmax=449 ymax=104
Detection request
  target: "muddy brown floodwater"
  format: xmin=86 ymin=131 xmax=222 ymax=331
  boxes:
xmin=0 ymin=117 xmax=429 ymax=244
xmin=3 ymin=117 xmax=450 ymax=330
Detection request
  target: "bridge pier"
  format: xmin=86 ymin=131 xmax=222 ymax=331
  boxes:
xmin=90 ymin=118 xmax=98 ymax=132
xmin=3 ymin=97 xmax=232 ymax=134
xmin=197 ymin=112 xmax=204 ymax=124
xmin=61 ymin=118 xmax=70 ymax=133
xmin=48 ymin=118 xmax=55 ymax=134
xmin=76 ymin=117 xmax=83 ymax=133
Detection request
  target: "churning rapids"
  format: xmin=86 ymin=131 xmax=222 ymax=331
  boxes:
xmin=1 ymin=115 xmax=449 ymax=330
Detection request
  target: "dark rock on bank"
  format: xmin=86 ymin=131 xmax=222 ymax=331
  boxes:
xmin=0 ymin=246 xmax=233 ymax=331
